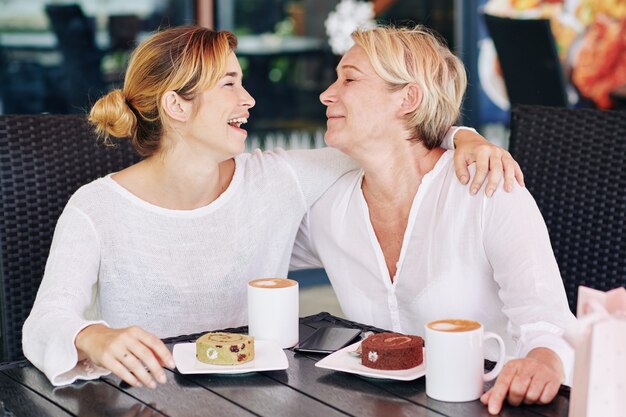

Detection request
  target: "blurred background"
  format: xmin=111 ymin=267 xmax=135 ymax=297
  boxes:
xmin=1 ymin=0 xmax=624 ymax=143
xmin=1 ymin=0 xmax=624 ymax=316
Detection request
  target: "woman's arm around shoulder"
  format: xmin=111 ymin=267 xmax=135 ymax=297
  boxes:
xmin=447 ymin=126 xmax=524 ymax=197
xmin=281 ymin=147 xmax=359 ymax=208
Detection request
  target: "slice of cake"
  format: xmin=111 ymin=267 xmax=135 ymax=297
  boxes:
xmin=196 ymin=332 xmax=255 ymax=365
xmin=360 ymin=332 xmax=423 ymax=370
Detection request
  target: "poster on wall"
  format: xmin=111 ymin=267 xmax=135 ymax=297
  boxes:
xmin=478 ymin=0 xmax=625 ymax=111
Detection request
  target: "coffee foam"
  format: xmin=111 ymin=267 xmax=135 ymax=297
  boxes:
xmin=427 ymin=319 xmax=481 ymax=332
xmin=249 ymin=278 xmax=297 ymax=289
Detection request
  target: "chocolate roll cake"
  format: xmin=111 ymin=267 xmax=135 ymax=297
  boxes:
xmin=361 ymin=332 xmax=423 ymax=370
xmin=196 ymin=332 xmax=255 ymax=365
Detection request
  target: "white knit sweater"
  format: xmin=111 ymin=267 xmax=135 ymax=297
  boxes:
xmin=22 ymin=147 xmax=357 ymax=385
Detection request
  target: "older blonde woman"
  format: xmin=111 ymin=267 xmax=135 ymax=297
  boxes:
xmin=291 ymin=26 xmax=576 ymax=414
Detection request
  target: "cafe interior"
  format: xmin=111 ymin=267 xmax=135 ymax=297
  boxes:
xmin=0 ymin=0 xmax=624 ymax=416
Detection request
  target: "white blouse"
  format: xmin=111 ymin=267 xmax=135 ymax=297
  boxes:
xmin=291 ymin=150 xmax=576 ymax=384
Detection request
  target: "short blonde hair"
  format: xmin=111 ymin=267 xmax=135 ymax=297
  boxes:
xmin=89 ymin=26 xmax=237 ymax=157
xmin=352 ymin=26 xmax=467 ymax=149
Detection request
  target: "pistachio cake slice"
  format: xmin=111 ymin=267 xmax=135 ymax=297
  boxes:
xmin=196 ymin=332 xmax=255 ymax=365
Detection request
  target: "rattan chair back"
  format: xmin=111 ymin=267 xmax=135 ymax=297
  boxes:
xmin=509 ymin=105 xmax=626 ymax=313
xmin=0 ymin=115 xmax=139 ymax=362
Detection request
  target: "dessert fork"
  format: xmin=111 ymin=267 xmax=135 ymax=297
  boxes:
xmin=347 ymin=331 xmax=373 ymax=357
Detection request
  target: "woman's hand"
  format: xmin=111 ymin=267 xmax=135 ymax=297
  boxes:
xmin=453 ymin=129 xmax=524 ymax=197
xmin=75 ymin=323 xmax=175 ymax=388
xmin=480 ymin=347 xmax=565 ymax=415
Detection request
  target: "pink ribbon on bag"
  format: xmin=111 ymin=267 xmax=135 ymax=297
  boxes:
xmin=565 ymin=287 xmax=626 ymax=347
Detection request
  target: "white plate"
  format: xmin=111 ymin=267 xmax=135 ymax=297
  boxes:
xmin=315 ymin=341 xmax=426 ymax=381
xmin=173 ymin=340 xmax=288 ymax=374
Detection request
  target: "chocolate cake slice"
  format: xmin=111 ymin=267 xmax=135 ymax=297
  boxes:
xmin=361 ymin=332 xmax=423 ymax=370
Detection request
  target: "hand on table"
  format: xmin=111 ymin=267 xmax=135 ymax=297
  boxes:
xmin=452 ymin=128 xmax=524 ymax=197
xmin=75 ymin=323 xmax=175 ymax=389
xmin=481 ymin=347 xmax=565 ymax=415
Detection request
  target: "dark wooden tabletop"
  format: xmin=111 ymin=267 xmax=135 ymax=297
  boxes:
xmin=0 ymin=313 xmax=570 ymax=417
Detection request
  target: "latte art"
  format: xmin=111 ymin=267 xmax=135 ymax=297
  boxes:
xmin=427 ymin=319 xmax=481 ymax=332
xmin=249 ymin=278 xmax=297 ymax=289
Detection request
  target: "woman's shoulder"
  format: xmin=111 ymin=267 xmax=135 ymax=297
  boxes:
xmin=452 ymin=162 xmax=537 ymax=213
xmin=434 ymin=154 xmax=535 ymax=215
xmin=70 ymin=175 xmax=111 ymax=197
xmin=66 ymin=175 xmax=119 ymax=211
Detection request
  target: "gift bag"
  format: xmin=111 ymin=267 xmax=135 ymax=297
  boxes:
xmin=565 ymin=286 xmax=626 ymax=417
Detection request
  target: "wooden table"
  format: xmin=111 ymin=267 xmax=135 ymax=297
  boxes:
xmin=0 ymin=313 xmax=570 ymax=417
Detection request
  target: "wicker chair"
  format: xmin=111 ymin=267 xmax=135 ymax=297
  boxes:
xmin=509 ymin=105 xmax=626 ymax=313
xmin=0 ymin=115 xmax=140 ymax=362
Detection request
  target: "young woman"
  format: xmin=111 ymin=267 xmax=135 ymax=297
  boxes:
xmin=291 ymin=26 xmax=576 ymax=415
xmin=23 ymin=26 xmax=518 ymax=390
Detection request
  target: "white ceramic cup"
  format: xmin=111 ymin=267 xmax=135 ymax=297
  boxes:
xmin=247 ymin=278 xmax=299 ymax=348
xmin=425 ymin=318 xmax=506 ymax=402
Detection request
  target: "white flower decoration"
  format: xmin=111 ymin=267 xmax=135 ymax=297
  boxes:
xmin=325 ymin=0 xmax=376 ymax=55
xmin=206 ymin=348 xmax=218 ymax=360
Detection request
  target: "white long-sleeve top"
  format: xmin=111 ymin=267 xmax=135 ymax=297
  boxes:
xmin=291 ymin=150 xmax=576 ymax=384
xmin=22 ymin=147 xmax=358 ymax=386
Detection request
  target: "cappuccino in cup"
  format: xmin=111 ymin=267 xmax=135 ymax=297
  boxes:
xmin=425 ymin=318 xmax=506 ymax=402
xmin=249 ymin=278 xmax=297 ymax=289
xmin=427 ymin=318 xmax=481 ymax=332
xmin=247 ymin=278 xmax=299 ymax=348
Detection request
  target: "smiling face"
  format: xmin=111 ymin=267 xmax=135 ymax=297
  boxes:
xmin=320 ymin=45 xmax=406 ymax=155
xmin=185 ymin=52 xmax=255 ymax=160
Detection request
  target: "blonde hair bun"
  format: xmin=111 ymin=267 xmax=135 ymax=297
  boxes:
xmin=89 ymin=89 xmax=136 ymax=140
xmin=87 ymin=26 xmax=237 ymax=157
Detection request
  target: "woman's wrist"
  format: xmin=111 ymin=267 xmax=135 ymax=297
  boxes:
xmin=75 ymin=323 xmax=107 ymax=359
xmin=452 ymin=126 xmax=481 ymax=148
